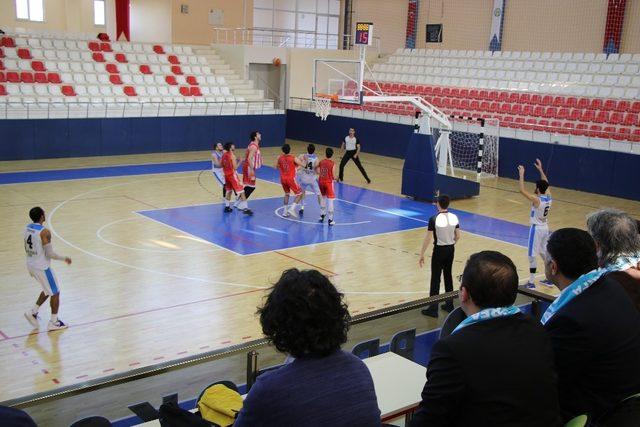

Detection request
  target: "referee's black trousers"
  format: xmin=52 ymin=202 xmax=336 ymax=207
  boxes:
xmin=430 ymin=244 xmax=455 ymax=297
xmin=339 ymin=149 xmax=370 ymax=182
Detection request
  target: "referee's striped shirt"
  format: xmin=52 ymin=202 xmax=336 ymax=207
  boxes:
xmin=428 ymin=211 xmax=460 ymax=246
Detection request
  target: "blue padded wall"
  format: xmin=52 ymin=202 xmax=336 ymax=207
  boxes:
xmin=0 ymin=114 xmax=285 ymax=160
xmin=285 ymin=110 xmax=640 ymax=201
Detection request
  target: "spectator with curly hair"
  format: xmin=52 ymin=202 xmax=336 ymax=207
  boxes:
xmin=234 ymin=269 xmax=381 ymax=427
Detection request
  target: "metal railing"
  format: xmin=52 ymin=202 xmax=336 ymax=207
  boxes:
xmin=212 ymin=27 xmax=381 ymax=53
xmin=0 ymin=99 xmax=285 ymax=120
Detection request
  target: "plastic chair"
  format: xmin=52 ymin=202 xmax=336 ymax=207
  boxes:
xmin=390 ymin=328 xmax=416 ymax=361
xmin=351 ymin=338 xmax=380 ymax=359
xmin=439 ymin=307 xmax=467 ymax=339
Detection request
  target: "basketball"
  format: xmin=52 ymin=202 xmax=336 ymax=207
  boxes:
xmin=273 ymin=57 xmax=281 ymax=67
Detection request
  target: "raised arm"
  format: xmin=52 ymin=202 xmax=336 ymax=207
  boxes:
xmin=534 ymin=158 xmax=551 ymax=195
xmin=518 ymin=165 xmax=540 ymax=206
xmin=41 ymin=229 xmax=72 ymax=265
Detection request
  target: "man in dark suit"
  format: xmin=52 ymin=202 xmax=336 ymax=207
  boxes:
xmin=542 ymin=228 xmax=640 ymax=422
xmin=410 ymin=251 xmax=561 ymax=427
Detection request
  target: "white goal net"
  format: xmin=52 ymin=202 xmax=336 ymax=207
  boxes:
xmin=432 ymin=117 xmax=499 ymax=179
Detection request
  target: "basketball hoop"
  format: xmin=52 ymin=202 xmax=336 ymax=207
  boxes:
xmin=314 ymin=94 xmax=337 ymax=121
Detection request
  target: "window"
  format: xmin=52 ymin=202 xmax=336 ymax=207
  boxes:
xmin=15 ymin=0 xmax=44 ymax=22
xmin=94 ymin=0 xmax=105 ymax=26
xmin=253 ymin=0 xmax=341 ymax=49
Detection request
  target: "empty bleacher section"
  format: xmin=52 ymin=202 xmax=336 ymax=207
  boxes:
xmin=0 ymin=28 xmax=278 ymax=119
xmin=317 ymin=48 xmax=640 ymax=143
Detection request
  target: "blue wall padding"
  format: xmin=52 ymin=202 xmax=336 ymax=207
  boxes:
xmin=0 ymin=115 xmax=286 ymax=160
xmin=285 ymin=110 xmax=640 ymax=201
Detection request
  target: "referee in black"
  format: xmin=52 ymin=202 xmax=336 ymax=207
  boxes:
xmin=338 ymin=127 xmax=371 ymax=183
xmin=418 ymin=194 xmax=461 ymax=318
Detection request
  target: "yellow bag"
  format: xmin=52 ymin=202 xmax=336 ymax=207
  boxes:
xmin=197 ymin=383 xmax=243 ymax=427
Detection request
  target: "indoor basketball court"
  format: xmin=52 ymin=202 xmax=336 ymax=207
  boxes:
xmin=1 ymin=0 xmax=639 ymax=425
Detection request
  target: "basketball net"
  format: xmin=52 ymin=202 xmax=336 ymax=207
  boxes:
xmin=314 ymin=94 xmax=335 ymax=121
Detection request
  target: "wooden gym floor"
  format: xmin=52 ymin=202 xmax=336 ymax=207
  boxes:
xmin=1 ymin=139 xmax=638 ymax=403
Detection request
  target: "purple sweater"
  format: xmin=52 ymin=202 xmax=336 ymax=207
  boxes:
xmin=234 ymin=350 xmax=381 ymax=427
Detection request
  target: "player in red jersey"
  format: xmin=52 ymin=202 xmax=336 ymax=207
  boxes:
xmin=221 ymin=142 xmax=252 ymax=215
xmin=316 ymin=147 xmax=338 ymax=226
xmin=276 ymin=144 xmax=305 ymax=218
xmin=242 ymin=131 xmax=263 ymax=199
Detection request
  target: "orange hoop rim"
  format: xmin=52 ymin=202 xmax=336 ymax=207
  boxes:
xmin=316 ymin=93 xmax=339 ymax=102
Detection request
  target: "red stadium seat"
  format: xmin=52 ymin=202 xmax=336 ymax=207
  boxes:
xmin=501 ymin=115 xmax=514 ymax=127
xmin=106 ymin=63 xmax=119 ymax=73
xmin=613 ymin=127 xmax=631 ymax=141
xmin=550 ymin=121 xmax=562 ymax=132
xmin=615 ymin=100 xmax=630 ymax=112
xmin=165 ymin=75 xmax=177 ymax=85
xmin=0 ymin=72 xmax=5 ymax=82
xmin=469 ymin=100 xmax=480 ymax=111
xmin=579 ymin=109 xmax=596 ymax=122
xmin=487 ymin=90 xmax=499 ymax=101
xmin=432 ymin=86 xmax=443 ymax=96
xmin=577 ymin=98 xmax=589 ymax=109
xmin=0 ymin=59 xmax=4 ymax=70
xmin=553 ymin=96 xmax=566 ymax=107
xmin=608 ymin=112 xmax=623 ymax=125
xmin=153 ymin=45 xmax=165 ymax=54
xmin=530 ymin=94 xmax=542 ymax=105
xmin=535 ymin=119 xmax=549 ymax=131
xmin=573 ymin=123 xmax=588 ymax=136
xmin=603 ymin=99 xmax=617 ymax=111
xmin=524 ymin=118 xmax=536 ymax=130
xmin=123 ymin=86 xmax=137 ymax=96
xmin=602 ymin=126 xmax=616 ymax=139
xmin=631 ymin=101 xmax=640 ymax=114
xmin=556 ymin=108 xmax=569 ymax=120
xmin=139 ymin=64 xmax=152 ymax=74
xmin=511 ymin=103 xmax=523 ymax=115
xmin=171 ymin=65 xmax=183 ymax=75
xmin=0 ymin=84 xmax=6 ymax=96
xmin=432 ymin=97 xmax=442 ymax=107
xmin=565 ymin=97 xmax=578 ymax=108
xmin=519 ymin=93 xmax=531 ymax=104
xmin=0 ymin=48 xmax=4 ymax=59
xmin=523 ymin=105 xmax=535 ymax=116
xmin=34 ymin=72 xmax=47 ymax=83
xmin=623 ymin=113 xmax=639 ymax=127
xmin=507 ymin=92 xmax=519 ymax=103
xmin=478 ymin=90 xmax=488 ymax=100
xmin=589 ymin=98 xmax=603 ymax=110
xmin=168 ymin=55 xmax=180 ymax=64
xmin=179 ymin=86 xmax=190 ymax=96
xmin=88 ymin=41 xmax=100 ymax=51
xmin=6 ymin=71 xmax=19 ymax=83
xmin=20 ymin=71 xmax=34 ymax=83
xmin=489 ymin=102 xmax=500 ymax=113
xmin=569 ymin=108 xmax=581 ymax=121
xmin=541 ymin=95 xmax=553 ymax=106
xmin=497 ymin=92 xmax=508 ymax=102
xmin=459 ymin=88 xmax=469 ymax=98
xmin=631 ymin=129 xmax=640 ymax=142
xmin=450 ymin=88 xmax=460 ymax=98
xmin=499 ymin=103 xmax=511 ymax=114
xmin=2 ymin=37 xmax=16 ymax=48
xmin=451 ymin=98 xmax=461 ymax=109
xmin=587 ymin=125 xmax=602 ymax=137
xmin=61 ymin=85 xmax=76 ymax=96
xmin=100 ymin=42 xmax=113 ymax=52
xmin=594 ymin=110 xmax=609 ymax=123
xmin=513 ymin=117 xmax=526 ymax=129
xmin=479 ymin=101 xmax=490 ymax=111
xmin=442 ymin=87 xmax=451 ymax=97
xmin=47 ymin=72 xmax=61 ymax=83
xmin=109 ymin=74 xmax=122 ymax=85
xmin=460 ymin=99 xmax=470 ymax=110
xmin=31 ymin=61 xmax=45 ymax=72
xmin=562 ymin=122 xmax=575 ymax=134
xmin=17 ymin=48 xmax=32 ymax=59
xmin=186 ymin=75 xmax=198 ymax=85
xmin=115 ymin=53 xmax=128 ymax=63
xmin=189 ymin=86 xmax=202 ymax=96
xmin=441 ymin=98 xmax=452 ymax=109
xmin=92 ymin=52 xmax=105 ymax=62
xmin=543 ymin=107 xmax=556 ymax=118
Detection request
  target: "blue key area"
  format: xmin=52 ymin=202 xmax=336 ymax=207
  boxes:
xmin=0 ymin=159 xmax=530 ymax=253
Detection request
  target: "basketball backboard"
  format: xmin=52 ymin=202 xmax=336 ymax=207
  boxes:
xmin=312 ymin=58 xmax=364 ymax=104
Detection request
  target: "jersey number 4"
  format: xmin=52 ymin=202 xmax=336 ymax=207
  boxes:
xmin=26 ymin=235 xmax=33 ymax=249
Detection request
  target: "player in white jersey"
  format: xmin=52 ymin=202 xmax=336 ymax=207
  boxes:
xmin=23 ymin=207 xmax=72 ymax=331
xmin=211 ymin=142 xmax=226 ymax=198
xmin=296 ymin=144 xmax=323 ymax=216
xmin=518 ymin=159 xmax=552 ymax=288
